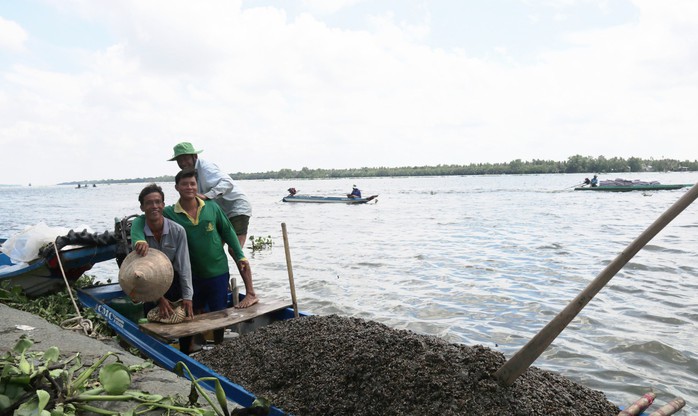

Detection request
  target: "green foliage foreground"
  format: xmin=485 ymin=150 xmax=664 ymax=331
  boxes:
xmin=0 ymin=338 xmax=164 ymax=416
xmin=0 ymin=337 xmax=271 ymax=415
xmin=0 ymin=276 xmax=114 ymax=339
xmin=0 ymin=280 xmax=274 ymax=415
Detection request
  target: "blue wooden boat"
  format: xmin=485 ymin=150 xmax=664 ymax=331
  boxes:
xmin=77 ymin=283 xmax=302 ymax=415
xmin=1 ymin=237 xmax=117 ymax=297
xmin=282 ymin=194 xmax=378 ymax=204
xmin=76 ymin=283 xmax=677 ymax=415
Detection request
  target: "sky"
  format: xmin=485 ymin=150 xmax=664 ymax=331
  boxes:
xmin=1 ymin=0 xmax=697 ymax=185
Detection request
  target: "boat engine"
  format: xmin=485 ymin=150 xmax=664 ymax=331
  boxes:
xmin=114 ymin=215 xmax=138 ymax=267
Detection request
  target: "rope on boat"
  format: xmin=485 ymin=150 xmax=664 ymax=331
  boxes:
xmin=53 ymin=240 xmax=95 ymax=337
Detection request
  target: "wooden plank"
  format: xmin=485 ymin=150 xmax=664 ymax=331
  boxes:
xmin=140 ymin=298 xmax=292 ymax=340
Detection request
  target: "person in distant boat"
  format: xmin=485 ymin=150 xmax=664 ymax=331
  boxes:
xmin=590 ymin=175 xmax=599 ymax=187
xmin=583 ymin=178 xmax=591 ymax=186
xmin=347 ymin=185 xmax=362 ymax=199
xmin=287 ymin=187 xmax=298 ymax=196
xmin=168 ymin=142 xmax=252 ymax=250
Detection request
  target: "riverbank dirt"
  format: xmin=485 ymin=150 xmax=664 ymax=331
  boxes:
xmin=198 ymin=314 xmax=621 ymax=416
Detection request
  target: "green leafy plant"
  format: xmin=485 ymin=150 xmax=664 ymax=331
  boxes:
xmin=174 ymin=362 xmax=271 ymax=416
xmin=0 ymin=276 xmax=115 ymax=339
xmin=1 ymin=337 xmax=271 ymax=416
xmin=248 ymin=236 xmax=272 ymax=252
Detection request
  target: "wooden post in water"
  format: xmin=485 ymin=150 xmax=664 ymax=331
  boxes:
xmin=281 ymin=223 xmax=299 ymax=318
xmin=495 ymin=183 xmax=698 ymax=387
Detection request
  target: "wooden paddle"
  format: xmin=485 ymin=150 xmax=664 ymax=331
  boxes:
xmin=495 ymin=182 xmax=698 ymax=387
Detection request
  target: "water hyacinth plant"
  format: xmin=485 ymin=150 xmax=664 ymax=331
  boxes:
xmin=0 ymin=337 xmax=271 ymax=416
xmin=0 ymin=276 xmax=114 ymax=339
xmin=248 ymin=236 xmax=272 ymax=252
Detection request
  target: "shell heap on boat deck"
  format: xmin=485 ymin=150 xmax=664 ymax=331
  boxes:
xmin=197 ymin=315 xmax=622 ymax=416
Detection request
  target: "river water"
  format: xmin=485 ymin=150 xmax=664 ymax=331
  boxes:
xmin=2 ymin=172 xmax=697 ymax=412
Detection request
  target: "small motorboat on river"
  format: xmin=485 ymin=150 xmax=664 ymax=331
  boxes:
xmin=575 ymin=178 xmax=693 ymax=192
xmin=282 ymin=194 xmax=378 ymax=203
xmin=282 ymin=187 xmax=378 ymax=204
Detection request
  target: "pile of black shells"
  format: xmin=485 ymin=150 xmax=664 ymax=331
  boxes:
xmin=197 ymin=315 xmax=620 ymax=416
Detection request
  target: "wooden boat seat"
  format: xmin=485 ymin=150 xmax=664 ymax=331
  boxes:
xmin=139 ymin=298 xmax=292 ymax=340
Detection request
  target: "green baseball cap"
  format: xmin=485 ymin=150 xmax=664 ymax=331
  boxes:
xmin=168 ymin=142 xmax=203 ymax=161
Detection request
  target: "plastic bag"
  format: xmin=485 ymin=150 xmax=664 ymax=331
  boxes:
xmin=0 ymin=222 xmax=72 ymax=263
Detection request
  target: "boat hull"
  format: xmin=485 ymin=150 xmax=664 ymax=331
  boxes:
xmin=0 ymin=242 xmax=117 ymax=297
xmin=77 ymin=283 xmax=300 ymax=415
xmin=574 ymin=184 xmax=692 ymax=192
xmin=282 ymin=194 xmax=377 ymax=203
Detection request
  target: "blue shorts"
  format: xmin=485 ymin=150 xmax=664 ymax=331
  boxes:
xmin=192 ymin=272 xmax=229 ymax=313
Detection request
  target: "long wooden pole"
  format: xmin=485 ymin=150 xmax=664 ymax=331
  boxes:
xmin=281 ymin=223 xmax=299 ymax=318
xmin=495 ymin=182 xmax=698 ymax=387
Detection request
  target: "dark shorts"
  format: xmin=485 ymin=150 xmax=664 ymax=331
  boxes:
xmin=229 ymin=215 xmax=250 ymax=235
xmin=192 ymin=272 xmax=230 ymax=313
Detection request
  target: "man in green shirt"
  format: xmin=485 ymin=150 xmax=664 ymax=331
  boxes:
xmin=131 ymin=168 xmax=259 ymax=313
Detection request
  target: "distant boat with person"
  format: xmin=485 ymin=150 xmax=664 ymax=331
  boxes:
xmin=575 ymin=178 xmax=693 ymax=192
xmin=282 ymin=187 xmax=378 ymax=204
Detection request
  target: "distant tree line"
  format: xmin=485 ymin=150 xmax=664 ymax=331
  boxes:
xmin=229 ymin=155 xmax=697 ymax=180
xmin=61 ymin=176 xmax=175 ymax=186
xmin=61 ymin=156 xmax=697 ymax=185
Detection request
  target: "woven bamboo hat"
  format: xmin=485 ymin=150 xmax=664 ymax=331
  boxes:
xmin=118 ymin=249 xmax=173 ymax=302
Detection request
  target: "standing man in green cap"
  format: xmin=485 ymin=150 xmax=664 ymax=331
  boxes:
xmin=168 ymin=142 xmax=252 ymax=250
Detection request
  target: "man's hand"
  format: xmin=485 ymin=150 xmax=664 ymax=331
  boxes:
xmin=135 ymin=241 xmax=149 ymax=256
xmin=182 ymin=299 xmax=194 ymax=319
xmin=157 ymin=297 xmax=174 ymax=318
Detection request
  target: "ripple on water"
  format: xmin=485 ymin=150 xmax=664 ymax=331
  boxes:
xmin=3 ymin=175 xmax=698 ymax=413
xmin=610 ymin=341 xmax=692 ymax=363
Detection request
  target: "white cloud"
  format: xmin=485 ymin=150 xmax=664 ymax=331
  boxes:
xmin=0 ymin=0 xmax=697 ymax=185
xmin=0 ymin=16 xmax=27 ymax=52
xmin=301 ymin=0 xmax=368 ymax=15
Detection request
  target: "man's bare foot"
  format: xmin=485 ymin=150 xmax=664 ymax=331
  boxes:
xmin=235 ymin=294 xmax=259 ymax=309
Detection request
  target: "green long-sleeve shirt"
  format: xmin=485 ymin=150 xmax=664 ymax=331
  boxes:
xmin=131 ymin=198 xmax=246 ymax=279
